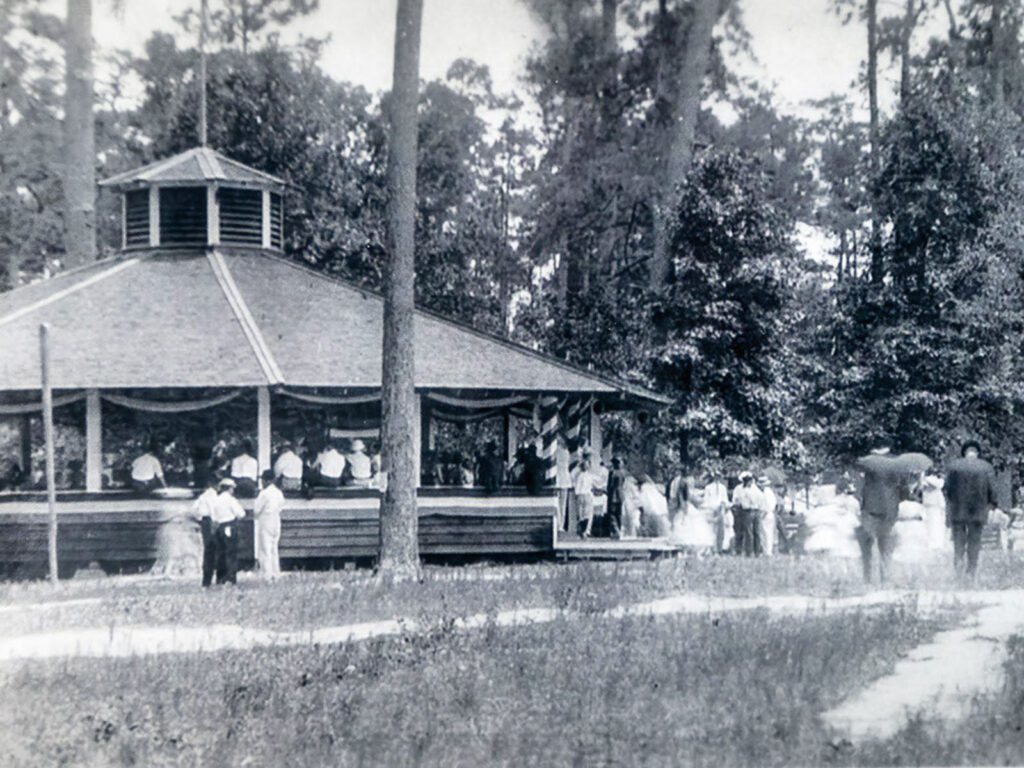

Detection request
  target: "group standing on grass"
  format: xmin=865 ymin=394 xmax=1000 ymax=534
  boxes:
xmin=856 ymin=440 xmax=1004 ymax=584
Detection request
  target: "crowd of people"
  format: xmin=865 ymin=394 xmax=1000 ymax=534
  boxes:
xmin=127 ymin=436 xmax=382 ymax=497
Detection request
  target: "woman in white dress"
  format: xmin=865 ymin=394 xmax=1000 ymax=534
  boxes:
xmin=621 ymin=476 xmax=642 ymax=539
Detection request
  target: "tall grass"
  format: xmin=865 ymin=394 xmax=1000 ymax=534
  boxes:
xmin=0 ymin=603 xmax=960 ymax=767
xmin=0 ymin=551 xmax=1015 ymax=638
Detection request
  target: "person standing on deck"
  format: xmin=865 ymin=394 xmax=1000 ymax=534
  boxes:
xmin=573 ymin=459 xmax=597 ymax=537
xmin=273 ymin=442 xmax=304 ymax=492
xmin=210 ymin=478 xmax=246 ymax=584
xmin=131 ymin=441 xmax=166 ymax=494
xmin=230 ymin=439 xmax=259 ymax=498
xmin=702 ymin=471 xmax=731 ymax=553
xmin=944 ymin=441 xmax=1001 ymax=581
xmin=254 ymin=470 xmax=284 ymax=580
xmin=605 ymin=456 xmax=628 ymax=539
xmin=554 ymin=434 xmax=573 ymax=532
xmin=190 ymin=476 xmax=219 ymax=587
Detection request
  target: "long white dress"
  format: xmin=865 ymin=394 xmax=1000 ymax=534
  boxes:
xmin=671 ymin=502 xmax=717 ymax=549
xmin=621 ymin=478 xmax=642 ymax=539
xmin=759 ymin=487 xmax=778 ymax=556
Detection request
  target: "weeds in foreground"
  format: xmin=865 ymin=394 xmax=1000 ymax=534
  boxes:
xmin=0 ymin=603 xmax=962 ymax=767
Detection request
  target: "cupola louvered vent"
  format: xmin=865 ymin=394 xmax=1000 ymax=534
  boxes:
xmin=270 ymin=192 xmax=283 ymax=249
xmin=219 ymin=188 xmax=263 ymax=245
xmin=124 ymin=189 xmax=150 ymax=247
xmin=159 ymin=187 xmax=207 ymax=246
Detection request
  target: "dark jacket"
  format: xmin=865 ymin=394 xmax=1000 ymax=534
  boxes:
xmin=856 ymin=455 xmax=910 ymax=521
xmin=944 ymin=456 xmax=998 ymax=524
xmin=606 ymin=468 xmax=629 ymax=509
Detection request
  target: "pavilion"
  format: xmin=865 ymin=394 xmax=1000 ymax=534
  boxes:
xmin=0 ymin=146 xmax=667 ymax=492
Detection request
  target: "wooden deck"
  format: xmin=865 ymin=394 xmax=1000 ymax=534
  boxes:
xmin=0 ymin=488 xmax=558 ymax=576
xmin=553 ymin=537 xmax=683 ymax=561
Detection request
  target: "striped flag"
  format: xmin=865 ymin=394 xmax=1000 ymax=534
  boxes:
xmin=561 ymin=395 xmax=594 ymax=472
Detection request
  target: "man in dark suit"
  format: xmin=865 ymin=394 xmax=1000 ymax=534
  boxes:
xmin=944 ymin=440 xmax=1001 ymax=580
xmin=855 ymin=446 xmax=911 ymax=584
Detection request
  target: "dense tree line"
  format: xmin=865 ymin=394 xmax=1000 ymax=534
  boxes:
xmin=3 ymin=0 xmax=1024 ymax=479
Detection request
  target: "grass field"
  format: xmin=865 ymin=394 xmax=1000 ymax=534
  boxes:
xmin=0 ymin=553 xmax=1020 ymax=766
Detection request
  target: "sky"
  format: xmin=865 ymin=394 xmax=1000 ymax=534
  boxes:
xmin=90 ymin=0 xmax=904 ymax=120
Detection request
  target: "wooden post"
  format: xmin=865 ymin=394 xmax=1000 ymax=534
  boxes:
xmin=413 ymin=393 xmax=422 ymax=488
xmin=589 ymin=403 xmax=603 ymax=461
xmin=148 ymin=186 xmax=160 ymax=247
xmin=85 ymin=388 xmax=102 ymax=492
xmin=18 ymin=413 xmax=31 ymax=479
xmin=421 ymin=399 xmax=434 ymax=451
xmin=39 ymin=324 xmax=58 ymax=584
xmin=503 ymin=410 xmax=515 ymax=465
xmin=257 ymin=386 xmax=271 ymax=474
xmin=206 ymin=185 xmax=219 ymax=246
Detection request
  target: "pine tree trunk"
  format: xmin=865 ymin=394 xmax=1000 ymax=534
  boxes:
xmin=867 ymin=0 xmax=882 ymax=284
xmin=900 ymin=0 xmax=914 ymax=105
xmin=64 ymin=0 xmax=96 ymax=271
xmin=649 ymin=0 xmax=719 ymax=289
xmin=0 ymin=0 xmax=15 ymax=288
xmin=378 ymin=0 xmax=423 ymax=581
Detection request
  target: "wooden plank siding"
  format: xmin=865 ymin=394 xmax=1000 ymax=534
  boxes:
xmin=0 ymin=490 xmax=558 ymax=574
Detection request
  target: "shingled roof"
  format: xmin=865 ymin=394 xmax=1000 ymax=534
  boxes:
xmin=0 ymin=249 xmax=668 ymax=406
xmin=99 ymin=147 xmax=286 ymax=191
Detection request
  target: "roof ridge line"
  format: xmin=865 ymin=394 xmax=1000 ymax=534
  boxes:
xmin=256 ymin=252 xmax=670 ymax=405
xmin=0 ymin=257 xmax=143 ymax=330
xmin=137 ymin=148 xmax=197 ymax=182
xmin=207 ymin=251 xmax=283 ymax=385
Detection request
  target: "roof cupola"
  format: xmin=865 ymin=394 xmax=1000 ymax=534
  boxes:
xmin=100 ymin=147 xmax=285 ymax=252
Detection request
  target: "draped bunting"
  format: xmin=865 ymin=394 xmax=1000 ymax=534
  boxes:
xmin=102 ymin=389 xmax=242 ymax=413
xmin=563 ymin=396 xmax=595 ymax=472
xmin=327 ymin=426 xmax=380 ymax=439
xmin=425 ymin=393 xmax=529 ymax=410
xmin=431 ymin=407 xmax=504 ymax=424
xmin=0 ymin=392 xmax=86 ymax=415
xmin=278 ymin=389 xmax=381 ymax=406
xmin=537 ymin=395 xmax=562 ymax=485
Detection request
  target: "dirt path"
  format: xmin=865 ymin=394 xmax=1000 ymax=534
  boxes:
xmin=821 ymin=589 xmax=1024 ymax=742
xmin=0 ymin=589 xmax=956 ymax=662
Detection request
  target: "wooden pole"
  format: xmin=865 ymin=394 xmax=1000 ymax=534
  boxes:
xmin=39 ymin=324 xmax=58 ymax=584
xmin=198 ymin=0 xmax=208 ymax=146
xmin=85 ymin=388 xmax=102 ymax=492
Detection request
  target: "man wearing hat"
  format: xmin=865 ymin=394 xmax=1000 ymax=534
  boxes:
xmin=944 ymin=440 xmax=1001 ymax=580
xmin=731 ymin=472 xmax=764 ymax=556
xmin=345 ymin=439 xmax=374 ymax=487
xmin=209 ymin=478 xmax=246 ymax=585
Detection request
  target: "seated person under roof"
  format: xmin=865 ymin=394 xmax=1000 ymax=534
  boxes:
xmin=273 ymin=441 xmax=304 ymax=492
xmin=230 ymin=439 xmax=259 ymax=498
xmin=345 ymin=439 xmax=374 ymax=487
xmin=311 ymin=442 xmax=346 ymax=487
xmin=131 ymin=442 xmax=166 ymax=494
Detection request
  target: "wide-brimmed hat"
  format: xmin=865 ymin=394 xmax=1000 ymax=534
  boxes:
xmin=218 ymin=478 xmax=236 ymax=490
xmin=351 ymin=439 xmax=366 ymax=452
xmin=739 ymin=471 xmax=753 ymax=482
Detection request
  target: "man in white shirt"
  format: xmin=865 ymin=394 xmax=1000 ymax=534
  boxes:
xmin=190 ymin=479 xmax=219 ymax=587
xmin=131 ymin=443 xmax=166 ymax=494
xmin=312 ymin=443 xmax=346 ymax=487
xmin=345 ymin=439 xmax=374 ymax=486
xmin=230 ymin=439 xmax=259 ymax=498
xmin=273 ymin=442 xmax=304 ymax=492
xmin=254 ymin=470 xmax=284 ymax=579
xmin=731 ymin=472 xmax=764 ymax=557
xmin=210 ymin=478 xmax=246 ymax=584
